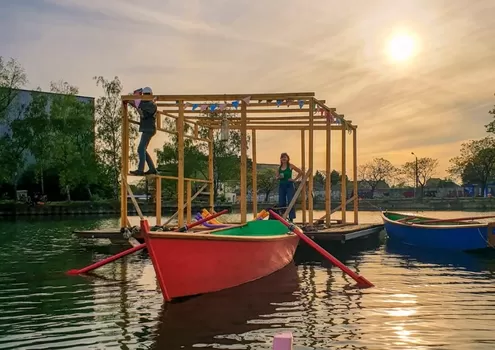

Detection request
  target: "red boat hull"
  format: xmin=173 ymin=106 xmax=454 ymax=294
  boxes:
xmin=145 ymin=231 xmax=299 ymax=300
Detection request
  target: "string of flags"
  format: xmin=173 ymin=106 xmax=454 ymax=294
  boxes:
xmin=176 ymin=96 xmax=343 ymax=124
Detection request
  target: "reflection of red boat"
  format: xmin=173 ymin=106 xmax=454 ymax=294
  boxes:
xmin=143 ymin=220 xmax=299 ymax=301
xmin=151 ymin=262 xmax=300 ymax=349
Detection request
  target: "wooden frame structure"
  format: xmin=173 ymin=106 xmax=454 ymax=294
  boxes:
xmin=120 ymin=92 xmax=359 ymax=229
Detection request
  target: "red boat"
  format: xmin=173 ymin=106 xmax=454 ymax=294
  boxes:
xmin=142 ymin=219 xmax=299 ymax=301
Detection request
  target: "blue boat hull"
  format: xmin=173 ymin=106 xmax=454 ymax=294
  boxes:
xmin=382 ymin=212 xmax=494 ymax=251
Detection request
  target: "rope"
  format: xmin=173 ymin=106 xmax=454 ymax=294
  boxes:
xmin=478 ymin=227 xmax=495 ymax=249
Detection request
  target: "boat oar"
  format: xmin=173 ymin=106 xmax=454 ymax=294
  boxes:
xmin=416 ymin=214 xmax=495 ymax=225
xmin=268 ymin=210 xmax=374 ymax=288
xmin=66 ymin=209 xmax=229 ymax=276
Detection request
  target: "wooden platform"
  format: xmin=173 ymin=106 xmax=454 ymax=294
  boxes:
xmin=301 ymin=223 xmax=384 ymax=242
xmin=74 ymin=223 xmax=384 ymax=244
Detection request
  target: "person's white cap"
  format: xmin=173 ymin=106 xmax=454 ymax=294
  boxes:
xmin=142 ymin=86 xmax=153 ymax=94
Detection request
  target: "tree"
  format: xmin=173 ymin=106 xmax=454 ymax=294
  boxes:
xmin=449 ymin=137 xmax=495 ymax=196
xmin=0 ymin=57 xmax=27 ymax=121
xmin=330 ymin=170 xmax=340 ymax=186
xmin=23 ymin=89 xmax=51 ymax=194
xmin=314 ymin=171 xmax=325 ymax=189
xmin=93 ymin=76 xmax=138 ymax=199
xmin=49 ymin=81 xmax=96 ymax=200
xmin=198 ymin=109 xmax=250 ymax=198
xmin=257 ymin=168 xmax=278 ymax=202
xmin=402 ymin=157 xmax=439 ymax=197
xmin=358 ymin=157 xmax=397 ymax=198
xmin=484 ymin=96 xmax=495 ymax=134
xmin=0 ymin=104 xmax=31 ymax=193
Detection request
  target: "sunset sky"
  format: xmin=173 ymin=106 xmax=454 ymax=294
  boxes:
xmin=2 ymin=0 xmax=495 ymax=179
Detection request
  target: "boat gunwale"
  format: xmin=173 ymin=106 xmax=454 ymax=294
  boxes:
xmin=381 ymin=211 xmax=488 ymax=230
xmin=148 ymin=230 xmax=297 ymax=242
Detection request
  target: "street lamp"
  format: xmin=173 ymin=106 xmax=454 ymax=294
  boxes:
xmin=411 ymin=152 xmax=418 ymax=198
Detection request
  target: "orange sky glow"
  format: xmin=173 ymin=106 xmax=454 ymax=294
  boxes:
xmin=2 ymin=0 xmax=495 ymax=180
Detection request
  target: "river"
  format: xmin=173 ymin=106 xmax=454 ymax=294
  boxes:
xmin=0 ymin=210 xmax=494 ymax=349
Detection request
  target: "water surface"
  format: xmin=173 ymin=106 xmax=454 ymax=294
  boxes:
xmin=0 ymin=211 xmax=495 ymax=349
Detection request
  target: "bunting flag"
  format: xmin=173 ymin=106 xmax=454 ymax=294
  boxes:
xmin=267 ymin=99 xmax=273 ymax=104
xmin=315 ymin=105 xmax=320 ymax=114
xmin=298 ymin=100 xmax=304 ymax=109
xmin=185 ymin=102 xmax=192 ymax=108
xmin=286 ymin=99 xmax=293 ymax=107
xmin=276 ymin=99 xmax=282 ymax=107
xmin=232 ymin=100 xmax=239 ymax=109
xmin=242 ymin=96 xmax=251 ymax=104
xmin=200 ymin=104 xmax=208 ymax=111
xmin=192 ymin=103 xmax=199 ymax=111
xmin=209 ymin=103 xmax=218 ymax=112
xmin=219 ymin=103 xmax=227 ymax=111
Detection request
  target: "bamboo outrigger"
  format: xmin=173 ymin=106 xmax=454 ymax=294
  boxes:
xmin=119 ymin=92 xmax=361 ymax=231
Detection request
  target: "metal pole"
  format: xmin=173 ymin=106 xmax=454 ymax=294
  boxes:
xmin=411 ymin=152 xmax=418 ymax=198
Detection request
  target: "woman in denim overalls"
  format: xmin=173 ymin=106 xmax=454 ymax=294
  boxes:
xmin=277 ymin=153 xmax=303 ymax=222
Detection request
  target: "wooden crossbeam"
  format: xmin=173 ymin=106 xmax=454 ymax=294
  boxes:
xmin=121 ymin=92 xmax=315 ymax=102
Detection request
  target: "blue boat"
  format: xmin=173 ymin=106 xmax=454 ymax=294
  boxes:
xmin=381 ymin=211 xmax=495 ymax=251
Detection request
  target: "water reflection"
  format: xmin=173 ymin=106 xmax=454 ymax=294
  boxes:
xmin=2 ymin=217 xmax=495 ymax=350
xmin=151 ymin=262 xmax=300 ymax=349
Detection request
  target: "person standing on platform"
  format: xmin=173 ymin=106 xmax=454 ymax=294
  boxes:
xmin=276 ymin=152 xmax=303 ymax=222
xmin=128 ymin=87 xmax=158 ymax=176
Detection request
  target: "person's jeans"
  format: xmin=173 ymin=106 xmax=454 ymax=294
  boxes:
xmin=278 ymin=182 xmax=296 ymax=220
xmin=137 ymin=131 xmax=156 ymax=172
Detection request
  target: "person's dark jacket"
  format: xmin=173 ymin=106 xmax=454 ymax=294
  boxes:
xmin=138 ymin=100 xmax=157 ymax=134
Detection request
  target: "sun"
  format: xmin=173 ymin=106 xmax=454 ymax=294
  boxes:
xmin=387 ymin=33 xmax=416 ymax=62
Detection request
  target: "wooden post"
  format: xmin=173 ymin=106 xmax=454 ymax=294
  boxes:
xmin=186 ymin=180 xmax=192 ymax=223
xmin=308 ymin=99 xmax=315 ymax=225
xmin=353 ymin=128 xmax=358 ymax=224
xmin=252 ymin=129 xmax=258 ymax=219
xmin=240 ymin=101 xmax=248 ymax=223
xmin=120 ymin=101 xmax=129 ymax=228
xmin=341 ymin=121 xmax=347 ymax=224
xmin=208 ymin=128 xmax=214 ymax=212
xmin=301 ymin=130 xmax=306 ymax=224
xmin=155 ymin=177 xmax=161 ymax=226
xmin=325 ymin=115 xmax=332 ymax=227
xmin=177 ymin=100 xmax=185 ymax=227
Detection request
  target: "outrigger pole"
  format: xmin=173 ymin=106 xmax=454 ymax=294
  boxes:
xmin=268 ymin=209 xmax=374 ymax=288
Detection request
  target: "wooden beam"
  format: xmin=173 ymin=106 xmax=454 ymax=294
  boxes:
xmin=155 ymin=177 xmax=161 ymax=226
xmin=283 ymin=169 xmax=311 ymax=220
xmin=122 ymin=92 xmax=316 ymax=102
xmin=240 ymin=101 xmax=248 ymax=224
xmin=120 ymin=102 xmax=129 ymax=228
xmin=186 ymin=180 xmax=192 ymax=223
xmin=301 ymin=130 xmax=306 ymax=224
xmin=341 ymin=121 xmax=347 ymax=224
xmin=208 ymin=129 xmax=214 ymax=213
xmin=156 ymin=99 xmax=326 ymax=107
xmin=195 ymin=124 xmax=351 ymax=131
xmin=353 ymin=128 xmax=359 ymax=224
xmin=252 ymin=130 xmax=258 ymax=219
xmin=308 ymin=99 xmax=314 ymax=225
xmin=325 ymin=113 xmax=332 ymax=227
xmin=177 ymin=100 xmax=185 ymax=227
xmin=160 ymin=108 xmax=314 ymax=114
